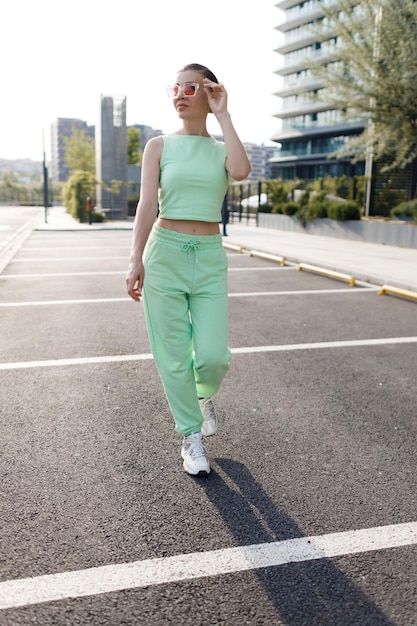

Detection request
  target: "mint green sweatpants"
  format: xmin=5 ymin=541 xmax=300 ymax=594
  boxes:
xmin=143 ymin=225 xmax=231 ymax=436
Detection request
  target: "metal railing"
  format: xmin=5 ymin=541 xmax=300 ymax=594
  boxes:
xmin=226 ymin=181 xmax=264 ymax=226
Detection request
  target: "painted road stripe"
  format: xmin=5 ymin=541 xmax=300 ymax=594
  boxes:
xmin=230 ymin=336 xmax=417 ymax=353
xmin=1 ymin=337 xmax=416 ymax=371
xmin=0 ymin=298 xmax=131 ymax=307
xmin=10 ymin=256 xmax=129 ymax=262
xmin=21 ymin=246 xmax=130 ymax=250
xmin=0 ymin=522 xmax=416 ymax=610
xmin=0 ymin=271 xmax=126 ymax=279
xmin=0 ymin=288 xmax=377 ymax=308
xmin=4 ymin=261 xmax=286 ymax=268
xmin=0 ymin=267 xmax=290 ymax=280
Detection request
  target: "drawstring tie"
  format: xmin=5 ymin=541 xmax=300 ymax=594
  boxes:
xmin=181 ymin=240 xmax=200 ymax=262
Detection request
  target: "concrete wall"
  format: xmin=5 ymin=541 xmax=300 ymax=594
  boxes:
xmin=258 ymin=213 xmax=417 ymax=250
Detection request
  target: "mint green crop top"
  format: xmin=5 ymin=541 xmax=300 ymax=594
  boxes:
xmin=159 ymin=134 xmax=228 ymax=222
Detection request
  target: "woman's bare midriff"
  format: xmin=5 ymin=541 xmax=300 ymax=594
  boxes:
xmin=157 ymin=218 xmax=220 ymax=236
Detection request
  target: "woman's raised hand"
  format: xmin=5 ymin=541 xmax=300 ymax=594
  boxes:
xmin=203 ymin=78 xmax=228 ymax=116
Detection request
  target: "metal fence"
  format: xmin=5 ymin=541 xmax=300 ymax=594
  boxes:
xmin=226 ymin=181 xmax=263 ymax=225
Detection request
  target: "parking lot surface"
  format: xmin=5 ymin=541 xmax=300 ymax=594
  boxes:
xmin=0 ymin=206 xmax=416 ymax=625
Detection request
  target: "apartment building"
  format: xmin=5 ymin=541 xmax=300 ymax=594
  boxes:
xmin=271 ymin=0 xmax=365 ymax=181
xmin=244 ymin=143 xmax=276 ymax=181
xmin=50 ymin=118 xmax=95 ymax=182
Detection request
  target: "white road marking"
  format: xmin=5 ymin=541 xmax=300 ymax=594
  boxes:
xmin=1 ymin=337 xmax=416 ymax=371
xmin=0 ymin=353 xmax=153 ymax=370
xmin=0 ymin=271 xmax=126 ymax=279
xmin=11 ymin=257 xmax=128 ymax=262
xmin=0 ymin=521 xmax=416 ymax=610
xmin=231 ymin=336 xmax=417 ymax=354
xmin=0 ymin=298 xmax=131 ymax=307
xmin=229 ymin=266 xmax=295 ymax=271
xmin=0 ymin=267 xmax=288 ymax=279
xmin=21 ymin=246 xmax=129 ymax=250
xmin=229 ymin=287 xmax=377 ymax=296
xmin=0 ymin=288 xmax=376 ymax=307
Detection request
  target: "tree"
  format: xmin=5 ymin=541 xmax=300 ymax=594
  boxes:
xmin=64 ymin=128 xmax=95 ymax=174
xmin=127 ymin=127 xmax=142 ymax=165
xmin=312 ymin=0 xmax=417 ymax=171
xmin=62 ymin=170 xmax=97 ymax=222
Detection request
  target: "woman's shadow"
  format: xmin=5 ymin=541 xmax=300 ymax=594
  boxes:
xmin=198 ymin=458 xmax=395 ymax=626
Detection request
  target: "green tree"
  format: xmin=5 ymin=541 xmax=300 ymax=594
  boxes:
xmin=312 ymin=0 xmax=417 ymax=171
xmin=127 ymin=127 xmax=142 ymax=165
xmin=62 ymin=170 xmax=97 ymax=222
xmin=64 ymin=128 xmax=95 ymax=174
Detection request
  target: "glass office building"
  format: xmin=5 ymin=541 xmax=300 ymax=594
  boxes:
xmin=271 ymin=0 xmax=365 ymax=180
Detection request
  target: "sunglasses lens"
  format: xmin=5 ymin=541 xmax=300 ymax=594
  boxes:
xmin=183 ymin=83 xmax=197 ymax=96
xmin=167 ymin=83 xmax=198 ymax=97
xmin=167 ymin=85 xmax=178 ymax=97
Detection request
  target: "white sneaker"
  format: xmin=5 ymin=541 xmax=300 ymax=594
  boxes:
xmin=181 ymin=432 xmax=210 ymax=476
xmin=199 ymin=397 xmax=218 ymax=437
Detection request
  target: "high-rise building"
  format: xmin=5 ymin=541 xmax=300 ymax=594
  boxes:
xmin=244 ymin=143 xmax=276 ymax=181
xmin=50 ymin=118 xmax=95 ymax=182
xmin=270 ymin=0 xmax=365 ymax=181
xmin=96 ymin=95 xmax=127 ymax=218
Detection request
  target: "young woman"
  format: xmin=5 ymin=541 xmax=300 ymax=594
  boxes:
xmin=126 ymin=63 xmax=251 ymax=476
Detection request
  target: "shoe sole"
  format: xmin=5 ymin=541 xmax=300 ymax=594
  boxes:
xmin=183 ymin=463 xmax=211 ymax=476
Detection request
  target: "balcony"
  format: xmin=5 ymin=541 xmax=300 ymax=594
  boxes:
xmin=271 ymin=119 xmax=365 ymax=142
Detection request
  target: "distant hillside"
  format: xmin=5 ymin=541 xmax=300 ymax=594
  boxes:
xmin=0 ymin=158 xmax=42 ymax=175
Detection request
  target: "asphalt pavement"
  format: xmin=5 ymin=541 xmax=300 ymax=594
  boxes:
xmin=37 ymin=205 xmax=417 ymax=293
xmin=1 ymin=204 xmax=417 ymax=624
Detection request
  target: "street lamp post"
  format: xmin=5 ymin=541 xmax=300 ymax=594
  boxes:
xmin=364 ymin=5 xmax=383 ymax=217
xmin=42 ymin=131 xmax=49 ymax=223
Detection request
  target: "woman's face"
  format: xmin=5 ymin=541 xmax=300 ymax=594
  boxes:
xmin=170 ymin=70 xmax=210 ymax=118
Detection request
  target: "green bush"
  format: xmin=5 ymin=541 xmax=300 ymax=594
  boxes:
xmin=306 ymin=199 xmax=329 ymax=219
xmin=298 ymin=190 xmax=310 ymax=206
xmin=282 ymin=202 xmax=299 ymax=216
xmin=258 ymin=203 xmax=273 ymax=213
xmin=327 ymin=201 xmax=360 ymax=221
xmin=295 ymin=194 xmax=329 ymax=224
xmin=390 ymin=200 xmax=417 ymax=219
xmin=91 ymin=211 xmax=105 ymax=222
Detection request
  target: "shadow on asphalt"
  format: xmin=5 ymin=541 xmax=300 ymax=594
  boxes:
xmin=198 ymin=458 xmax=395 ymax=626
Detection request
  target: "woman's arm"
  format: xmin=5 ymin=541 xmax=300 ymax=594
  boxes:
xmin=204 ymin=78 xmax=251 ymax=181
xmin=126 ymin=136 xmax=162 ymax=301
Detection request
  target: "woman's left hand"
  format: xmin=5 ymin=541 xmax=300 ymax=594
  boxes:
xmin=203 ymin=78 xmax=228 ymax=116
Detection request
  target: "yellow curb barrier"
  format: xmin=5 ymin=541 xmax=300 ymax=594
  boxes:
xmin=379 ymin=285 xmax=417 ymax=302
xmin=223 ymin=242 xmax=243 ymax=253
xmin=249 ymin=250 xmax=286 ymax=266
xmin=298 ymin=263 xmax=356 ymax=287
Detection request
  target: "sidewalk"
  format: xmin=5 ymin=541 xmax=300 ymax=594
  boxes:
xmin=37 ymin=206 xmax=417 ymax=293
xmin=225 ymin=223 xmax=417 ymax=293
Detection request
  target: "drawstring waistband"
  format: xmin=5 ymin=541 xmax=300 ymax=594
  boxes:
xmin=181 ymin=240 xmax=201 ymax=262
xmin=150 ymin=226 xmax=223 ymax=259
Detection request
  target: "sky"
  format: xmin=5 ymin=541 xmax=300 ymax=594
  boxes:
xmin=1 ymin=1 xmax=284 ymax=163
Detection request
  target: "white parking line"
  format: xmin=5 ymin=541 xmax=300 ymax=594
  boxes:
xmin=0 ymin=521 xmax=416 ymax=610
xmin=0 ymin=271 xmax=126 ymax=279
xmin=10 ymin=257 xmax=128 ymax=262
xmin=21 ymin=246 xmax=129 ymax=251
xmin=0 ymin=298 xmax=131 ymax=307
xmin=0 ymin=288 xmax=377 ymax=308
xmin=1 ymin=337 xmax=416 ymax=370
xmin=0 ymin=267 xmax=289 ymax=280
